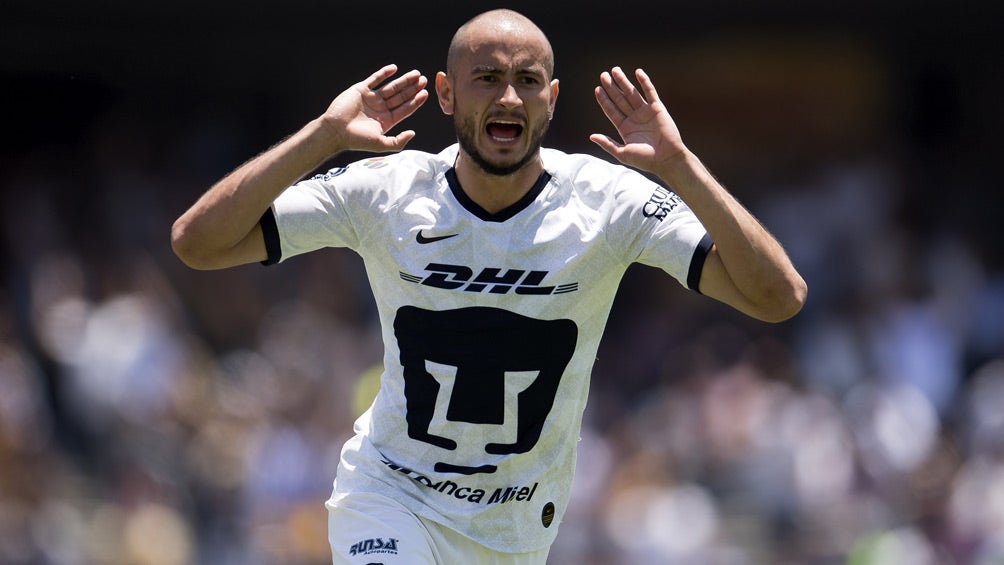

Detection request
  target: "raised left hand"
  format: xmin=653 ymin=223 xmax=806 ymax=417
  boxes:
xmin=590 ymin=67 xmax=687 ymax=175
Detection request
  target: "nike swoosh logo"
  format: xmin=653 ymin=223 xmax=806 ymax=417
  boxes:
xmin=416 ymin=230 xmax=459 ymax=244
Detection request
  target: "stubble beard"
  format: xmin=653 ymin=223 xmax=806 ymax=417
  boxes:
xmin=453 ymin=110 xmax=550 ymax=177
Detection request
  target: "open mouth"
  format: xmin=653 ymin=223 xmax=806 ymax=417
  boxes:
xmin=486 ymin=120 xmax=524 ymax=142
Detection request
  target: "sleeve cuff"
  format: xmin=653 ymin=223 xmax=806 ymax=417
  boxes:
xmin=259 ymin=207 xmax=281 ymax=266
xmin=686 ymin=233 xmax=713 ymax=294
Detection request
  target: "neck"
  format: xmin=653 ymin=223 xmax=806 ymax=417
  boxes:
xmin=453 ymin=150 xmax=544 ymax=215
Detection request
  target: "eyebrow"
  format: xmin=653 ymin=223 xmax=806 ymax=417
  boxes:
xmin=470 ymin=64 xmax=546 ymax=77
xmin=471 ymin=65 xmax=500 ymax=74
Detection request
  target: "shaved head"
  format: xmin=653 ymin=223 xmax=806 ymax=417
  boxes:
xmin=437 ymin=9 xmax=559 ymax=178
xmin=447 ymin=9 xmax=554 ymax=79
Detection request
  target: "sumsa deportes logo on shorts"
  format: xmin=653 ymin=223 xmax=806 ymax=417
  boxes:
xmin=349 ymin=537 xmax=399 ymax=556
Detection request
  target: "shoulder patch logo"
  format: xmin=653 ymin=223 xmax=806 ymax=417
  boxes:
xmin=642 ymin=186 xmax=683 ymax=222
xmin=311 ymin=167 xmax=347 ymax=181
xmin=357 ymin=156 xmax=389 ymax=169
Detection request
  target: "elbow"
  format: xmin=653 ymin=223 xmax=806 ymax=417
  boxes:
xmin=171 ymin=214 xmax=262 ymax=270
xmin=171 ymin=217 xmax=215 ymax=270
xmin=757 ymin=274 xmax=808 ymax=323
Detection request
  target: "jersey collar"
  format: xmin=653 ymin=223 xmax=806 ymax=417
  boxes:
xmin=445 ymin=167 xmax=552 ymax=223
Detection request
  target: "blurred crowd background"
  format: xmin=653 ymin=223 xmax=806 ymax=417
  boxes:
xmin=2 ymin=1 xmax=1003 ymax=563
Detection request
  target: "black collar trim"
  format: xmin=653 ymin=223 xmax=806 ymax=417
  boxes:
xmin=446 ymin=167 xmax=552 ymax=223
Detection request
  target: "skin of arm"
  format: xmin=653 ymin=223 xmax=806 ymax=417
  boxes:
xmin=591 ymin=67 xmax=807 ymax=323
xmin=171 ymin=65 xmax=429 ymax=270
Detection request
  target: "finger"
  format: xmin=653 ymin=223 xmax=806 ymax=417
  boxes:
xmin=381 ymin=129 xmax=417 ymax=152
xmin=383 ymin=74 xmax=429 ymax=109
xmin=588 ymin=133 xmax=624 ymax=158
xmin=599 ymin=70 xmax=634 ymax=118
xmin=364 ymin=64 xmax=400 ymax=90
xmin=593 ymin=85 xmax=624 ymax=124
xmin=634 ymin=68 xmax=661 ymax=105
xmin=388 ymin=88 xmax=429 ymax=124
xmin=378 ymin=69 xmax=424 ymax=101
xmin=610 ymin=66 xmax=647 ymax=108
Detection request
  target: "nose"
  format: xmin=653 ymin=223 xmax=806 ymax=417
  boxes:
xmin=498 ymin=83 xmax=522 ymax=108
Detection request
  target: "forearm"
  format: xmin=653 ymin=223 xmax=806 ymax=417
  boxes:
xmin=655 ymin=150 xmax=807 ymax=321
xmin=171 ymin=117 xmax=342 ymax=269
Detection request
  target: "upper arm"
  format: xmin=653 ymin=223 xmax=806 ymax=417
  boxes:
xmin=224 ymin=222 xmax=270 ymax=268
xmin=694 ymin=245 xmax=764 ymax=320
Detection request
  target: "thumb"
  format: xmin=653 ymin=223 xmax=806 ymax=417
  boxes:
xmin=379 ymin=130 xmax=417 ymax=152
xmin=589 ymin=133 xmax=623 ymax=158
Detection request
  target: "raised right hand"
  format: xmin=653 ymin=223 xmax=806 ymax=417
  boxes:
xmin=172 ymin=65 xmax=429 ymax=270
xmin=321 ymin=64 xmax=430 ymax=153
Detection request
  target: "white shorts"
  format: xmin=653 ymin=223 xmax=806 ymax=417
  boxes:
xmin=326 ymin=491 xmax=551 ymax=565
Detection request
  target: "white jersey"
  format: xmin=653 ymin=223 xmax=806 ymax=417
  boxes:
xmin=262 ymin=144 xmax=711 ymax=553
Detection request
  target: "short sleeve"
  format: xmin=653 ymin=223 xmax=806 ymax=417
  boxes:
xmin=265 ymin=165 xmax=375 ymax=264
xmin=605 ymin=167 xmax=712 ymax=291
xmin=259 ymin=207 xmax=281 ymax=265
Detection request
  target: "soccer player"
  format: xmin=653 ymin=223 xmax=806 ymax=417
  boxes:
xmin=171 ymin=8 xmax=806 ymax=564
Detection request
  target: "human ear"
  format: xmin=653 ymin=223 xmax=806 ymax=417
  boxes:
xmin=435 ymin=72 xmax=454 ymax=116
xmin=548 ymin=78 xmax=559 ymax=120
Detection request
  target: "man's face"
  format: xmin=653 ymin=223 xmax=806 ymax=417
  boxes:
xmin=439 ymin=34 xmax=559 ymax=176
